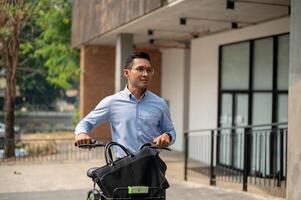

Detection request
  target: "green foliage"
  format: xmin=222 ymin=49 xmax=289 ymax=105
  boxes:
xmin=17 ymin=16 xmax=62 ymax=110
xmin=72 ymin=104 xmax=80 ymax=128
xmin=14 ymin=0 xmax=80 ymax=110
xmin=0 ymin=27 xmax=12 ymax=39
xmin=15 ymin=142 xmax=26 ymax=149
xmin=33 ymin=0 xmax=80 ymax=89
xmin=0 ymin=1 xmax=35 ymax=41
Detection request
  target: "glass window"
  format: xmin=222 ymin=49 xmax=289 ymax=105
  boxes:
xmin=252 ymin=93 xmax=272 ymax=125
xmin=253 ymin=38 xmax=273 ymax=90
xmin=220 ymin=93 xmax=233 ymax=127
xmin=221 ymin=42 xmax=250 ymax=90
xmin=278 ymin=35 xmax=289 ymax=90
xmin=218 ymin=34 xmax=289 ymax=170
xmin=235 ymin=94 xmax=249 ymax=126
xmin=278 ymin=94 xmax=288 ymax=123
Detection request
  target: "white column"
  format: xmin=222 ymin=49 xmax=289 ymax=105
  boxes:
xmin=115 ymin=34 xmax=133 ymax=92
xmin=183 ymin=46 xmax=190 ymax=133
xmin=287 ymin=1 xmax=301 ymax=199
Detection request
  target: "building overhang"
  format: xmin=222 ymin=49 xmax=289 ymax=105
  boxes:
xmin=72 ymin=0 xmax=290 ymax=49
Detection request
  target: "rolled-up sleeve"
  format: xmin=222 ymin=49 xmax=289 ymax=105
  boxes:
xmin=160 ymin=103 xmax=176 ymax=145
xmin=74 ymin=96 xmax=111 ymax=135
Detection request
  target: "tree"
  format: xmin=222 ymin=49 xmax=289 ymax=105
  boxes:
xmin=0 ymin=0 xmax=79 ymax=158
xmin=0 ymin=0 xmax=36 ymax=158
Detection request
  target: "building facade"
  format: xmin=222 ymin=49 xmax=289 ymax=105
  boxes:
xmin=72 ymin=0 xmax=301 ymax=199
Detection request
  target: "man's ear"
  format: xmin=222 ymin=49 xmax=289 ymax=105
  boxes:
xmin=123 ymin=68 xmax=129 ymax=78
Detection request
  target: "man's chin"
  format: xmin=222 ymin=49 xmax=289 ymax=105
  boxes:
xmin=137 ymin=83 xmax=149 ymax=89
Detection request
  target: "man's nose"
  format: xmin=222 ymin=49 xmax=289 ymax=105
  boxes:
xmin=142 ymin=70 xmax=149 ymax=75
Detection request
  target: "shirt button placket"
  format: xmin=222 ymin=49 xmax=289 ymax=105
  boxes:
xmin=136 ymin=101 xmax=143 ymax=144
xmin=136 ymin=102 xmax=140 ymax=130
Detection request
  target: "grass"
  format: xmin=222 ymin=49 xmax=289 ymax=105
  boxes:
xmin=17 ymin=132 xmax=74 ymax=157
xmin=26 ymin=140 xmax=58 ymax=156
xmin=21 ymin=131 xmax=74 ymax=140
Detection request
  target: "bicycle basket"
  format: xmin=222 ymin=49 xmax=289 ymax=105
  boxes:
xmin=92 ymin=142 xmax=169 ymax=198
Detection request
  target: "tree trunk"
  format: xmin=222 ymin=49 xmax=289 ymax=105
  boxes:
xmin=4 ymin=56 xmax=16 ymax=158
xmin=0 ymin=0 xmax=25 ymax=158
xmin=4 ymin=20 xmax=19 ymax=159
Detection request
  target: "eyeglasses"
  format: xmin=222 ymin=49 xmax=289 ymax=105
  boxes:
xmin=131 ymin=67 xmax=155 ymax=74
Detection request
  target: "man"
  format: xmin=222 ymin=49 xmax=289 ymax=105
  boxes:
xmin=74 ymin=52 xmax=176 ymax=156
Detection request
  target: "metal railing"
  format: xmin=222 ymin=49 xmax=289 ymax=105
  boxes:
xmin=184 ymin=122 xmax=287 ymax=197
xmin=0 ymin=138 xmax=105 ymax=163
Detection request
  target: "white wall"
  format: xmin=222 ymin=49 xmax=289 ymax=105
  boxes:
xmin=190 ymin=17 xmax=290 ymax=131
xmin=161 ymin=49 xmax=189 ymax=151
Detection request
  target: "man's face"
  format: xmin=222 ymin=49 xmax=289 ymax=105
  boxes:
xmin=124 ymin=58 xmax=154 ymax=90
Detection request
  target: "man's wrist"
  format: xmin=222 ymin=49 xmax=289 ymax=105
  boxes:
xmin=76 ymin=132 xmax=86 ymax=136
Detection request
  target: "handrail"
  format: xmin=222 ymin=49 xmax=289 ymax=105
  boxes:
xmin=184 ymin=122 xmax=288 ymax=134
xmin=184 ymin=122 xmax=288 ymax=193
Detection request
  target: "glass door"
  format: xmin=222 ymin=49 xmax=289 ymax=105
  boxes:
xmin=219 ymin=93 xmax=232 ymax=166
xmin=233 ymin=94 xmax=248 ymax=170
xmin=219 ymin=93 xmax=248 ymax=169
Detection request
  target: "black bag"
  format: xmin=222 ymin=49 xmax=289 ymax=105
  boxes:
xmin=92 ymin=142 xmax=169 ymax=198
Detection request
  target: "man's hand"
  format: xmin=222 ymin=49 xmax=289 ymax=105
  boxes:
xmin=153 ymin=133 xmax=171 ymax=148
xmin=75 ymin=133 xmax=91 ymax=146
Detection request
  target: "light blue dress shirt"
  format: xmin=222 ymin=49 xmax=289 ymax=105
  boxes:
xmin=75 ymin=87 xmax=176 ymax=156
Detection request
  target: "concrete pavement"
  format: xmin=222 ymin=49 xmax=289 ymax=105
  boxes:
xmin=0 ymin=151 xmax=284 ymax=200
xmin=0 ymin=183 xmax=280 ymax=200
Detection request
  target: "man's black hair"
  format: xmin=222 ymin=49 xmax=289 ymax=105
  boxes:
xmin=124 ymin=52 xmax=151 ymax=69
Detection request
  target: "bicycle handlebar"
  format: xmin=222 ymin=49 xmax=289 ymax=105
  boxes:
xmin=75 ymin=140 xmax=106 ymax=148
xmin=139 ymin=143 xmax=171 ymax=151
xmin=75 ymin=140 xmax=171 ymax=151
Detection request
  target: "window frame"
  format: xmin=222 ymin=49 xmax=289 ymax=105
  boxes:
xmin=217 ymin=33 xmax=289 ymax=171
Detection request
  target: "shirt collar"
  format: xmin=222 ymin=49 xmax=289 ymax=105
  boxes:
xmin=123 ymin=85 xmax=148 ymax=101
xmin=124 ymin=85 xmax=132 ymax=98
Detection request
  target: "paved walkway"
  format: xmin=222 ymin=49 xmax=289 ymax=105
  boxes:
xmin=0 ymin=151 xmax=284 ymax=200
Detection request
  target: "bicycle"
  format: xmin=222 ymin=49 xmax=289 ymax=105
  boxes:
xmin=76 ymin=140 xmax=170 ymax=200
